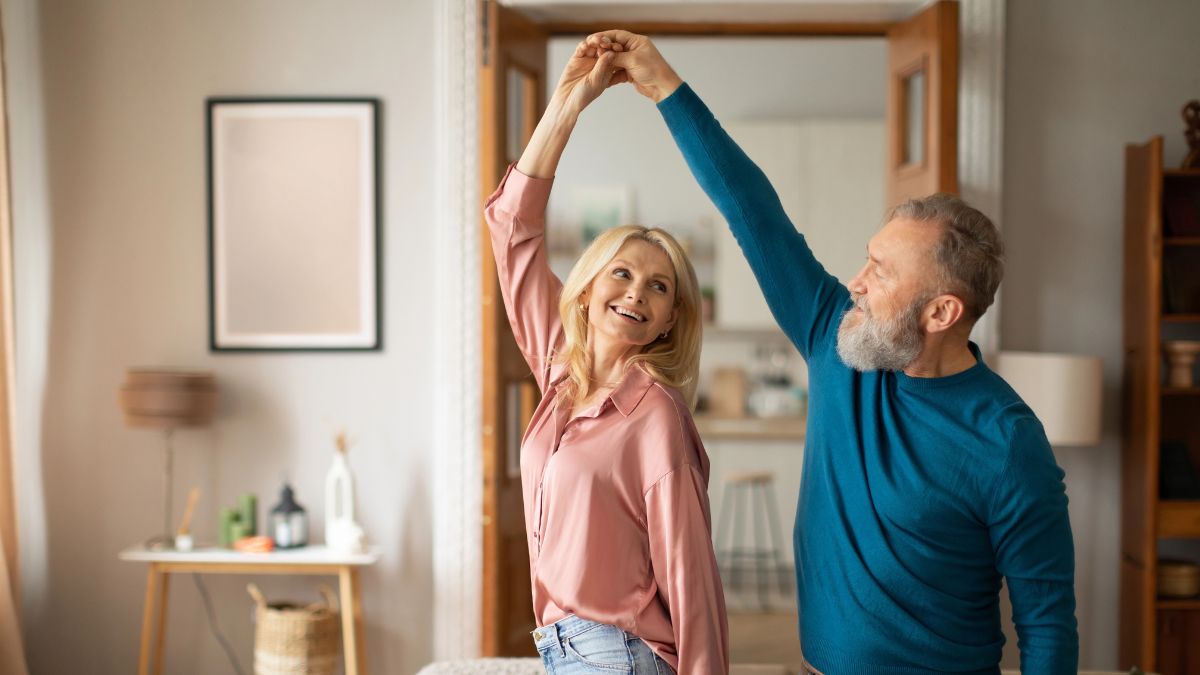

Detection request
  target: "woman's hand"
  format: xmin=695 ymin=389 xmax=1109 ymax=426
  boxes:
xmin=515 ymin=41 xmax=621 ymax=178
xmin=551 ymin=40 xmax=624 ymax=116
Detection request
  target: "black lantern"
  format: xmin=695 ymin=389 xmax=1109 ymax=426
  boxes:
xmin=270 ymin=483 xmax=308 ymax=548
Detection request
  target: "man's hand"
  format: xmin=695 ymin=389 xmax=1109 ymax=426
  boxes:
xmin=587 ymin=30 xmax=683 ymax=103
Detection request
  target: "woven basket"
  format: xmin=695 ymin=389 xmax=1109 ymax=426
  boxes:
xmin=1157 ymin=559 xmax=1200 ymax=598
xmin=248 ymin=583 xmax=341 ymax=675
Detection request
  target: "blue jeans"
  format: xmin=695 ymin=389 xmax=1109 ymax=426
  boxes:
xmin=532 ymin=614 xmax=675 ymax=674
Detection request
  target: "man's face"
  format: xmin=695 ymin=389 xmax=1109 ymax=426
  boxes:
xmin=836 ymin=217 xmax=941 ymax=371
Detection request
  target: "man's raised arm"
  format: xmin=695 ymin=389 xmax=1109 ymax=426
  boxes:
xmin=592 ymin=31 xmax=848 ymax=358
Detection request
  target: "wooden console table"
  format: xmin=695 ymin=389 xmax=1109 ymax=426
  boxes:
xmin=119 ymin=545 xmax=380 ymax=675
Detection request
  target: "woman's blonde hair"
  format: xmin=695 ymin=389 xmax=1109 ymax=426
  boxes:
xmin=555 ymin=225 xmax=702 ymax=410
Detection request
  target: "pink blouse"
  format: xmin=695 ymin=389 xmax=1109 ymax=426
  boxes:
xmin=485 ymin=165 xmax=729 ymax=674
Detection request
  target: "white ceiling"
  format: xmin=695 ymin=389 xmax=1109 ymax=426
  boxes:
xmin=501 ymin=0 xmax=932 ymax=25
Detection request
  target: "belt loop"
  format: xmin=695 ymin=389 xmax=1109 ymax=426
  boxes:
xmin=554 ymin=621 xmax=566 ymax=658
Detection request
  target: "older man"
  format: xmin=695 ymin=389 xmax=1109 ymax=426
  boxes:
xmin=587 ymin=31 xmax=1078 ymax=675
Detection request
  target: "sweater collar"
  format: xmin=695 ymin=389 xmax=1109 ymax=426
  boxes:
xmin=894 ymin=341 xmax=990 ymax=390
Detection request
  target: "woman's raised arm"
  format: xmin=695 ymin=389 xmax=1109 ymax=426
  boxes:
xmin=483 ymin=43 xmax=623 ymax=393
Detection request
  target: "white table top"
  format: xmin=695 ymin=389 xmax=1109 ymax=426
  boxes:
xmin=119 ymin=544 xmax=380 ymax=566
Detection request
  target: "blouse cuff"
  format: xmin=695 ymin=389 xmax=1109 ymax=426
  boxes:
xmin=486 ymin=163 xmax=555 ymax=220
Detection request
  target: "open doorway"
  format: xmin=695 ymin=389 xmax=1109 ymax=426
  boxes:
xmin=544 ymin=35 xmax=887 ymax=671
xmin=438 ymin=0 xmax=1004 ymax=664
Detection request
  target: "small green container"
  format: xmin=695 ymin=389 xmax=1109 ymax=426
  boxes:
xmin=238 ymin=493 xmax=258 ymax=536
xmin=218 ymin=508 xmax=241 ymax=548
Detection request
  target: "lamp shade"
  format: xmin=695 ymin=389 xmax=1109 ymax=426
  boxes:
xmin=993 ymin=351 xmax=1102 ymax=447
xmin=118 ymin=369 xmax=217 ymax=429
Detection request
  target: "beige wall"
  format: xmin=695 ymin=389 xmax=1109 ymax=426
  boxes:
xmin=1003 ymin=0 xmax=1200 ymax=668
xmin=15 ymin=0 xmax=437 ymax=672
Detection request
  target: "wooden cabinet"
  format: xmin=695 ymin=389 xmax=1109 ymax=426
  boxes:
xmin=1121 ymin=136 xmax=1200 ymax=673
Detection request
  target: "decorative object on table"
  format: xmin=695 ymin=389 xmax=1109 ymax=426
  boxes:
xmin=747 ymin=344 xmax=802 ymax=418
xmin=230 ymin=520 xmax=249 ymax=543
xmin=993 ymin=351 xmax=1103 ymax=447
xmin=326 ymin=431 xmax=367 ymax=554
xmin=234 ymin=535 xmax=274 ymax=554
xmin=271 ymin=483 xmax=309 ymax=549
xmin=239 ymin=492 xmax=258 ymax=536
xmin=118 ymin=369 xmax=218 ymax=549
xmin=1164 ymin=340 xmax=1200 ymax=388
xmin=174 ymin=487 xmax=201 ymax=552
xmin=207 ymin=98 xmax=381 ymax=351
xmin=247 ymin=583 xmax=340 ymax=675
xmin=218 ymin=506 xmax=240 ymax=548
xmin=1159 ymin=440 xmax=1200 ymax=500
xmin=747 ymin=381 xmax=804 ymax=418
xmin=709 ymin=367 xmax=748 ymax=418
xmin=1183 ymin=100 xmax=1200 ymax=170
xmin=1158 ymin=558 xmax=1200 ymax=598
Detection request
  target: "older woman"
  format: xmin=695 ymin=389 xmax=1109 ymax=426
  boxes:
xmin=483 ymin=42 xmax=729 ymax=675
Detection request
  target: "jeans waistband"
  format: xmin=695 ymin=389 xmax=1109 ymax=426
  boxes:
xmin=531 ymin=614 xmax=611 ymax=654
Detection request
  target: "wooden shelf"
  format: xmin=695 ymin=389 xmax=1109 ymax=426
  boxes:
xmin=1122 ymin=138 xmax=1200 ymax=668
xmin=702 ymin=324 xmax=793 ymax=342
xmin=1157 ymin=598 xmax=1200 ymax=610
xmin=694 ymin=414 xmax=806 ymax=440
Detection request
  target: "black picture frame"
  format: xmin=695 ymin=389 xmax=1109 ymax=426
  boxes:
xmin=206 ymin=97 xmax=382 ymax=352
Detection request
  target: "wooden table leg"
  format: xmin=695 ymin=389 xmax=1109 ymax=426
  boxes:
xmin=137 ymin=565 xmax=159 ymax=675
xmin=152 ymin=568 xmax=170 ymax=675
xmin=339 ymin=566 xmax=367 ymax=675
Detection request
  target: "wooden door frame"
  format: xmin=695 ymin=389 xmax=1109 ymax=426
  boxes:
xmin=431 ymin=0 xmax=1006 ymax=660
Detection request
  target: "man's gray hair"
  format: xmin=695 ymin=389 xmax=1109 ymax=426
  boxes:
xmin=887 ymin=193 xmax=1004 ymax=322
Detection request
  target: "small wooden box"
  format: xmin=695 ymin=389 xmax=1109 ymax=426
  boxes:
xmin=709 ymin=367 xmax=748 ymax=418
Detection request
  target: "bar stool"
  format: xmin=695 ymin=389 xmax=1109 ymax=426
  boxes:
xmin=715 ymin=471 xmax=791 ymax=609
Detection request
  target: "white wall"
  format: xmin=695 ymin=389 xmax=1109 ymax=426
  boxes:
xmin=17 ymin=1 xmax=437 ymax=673
xmin=1003 ymin=0 xmax=1200 ymax=668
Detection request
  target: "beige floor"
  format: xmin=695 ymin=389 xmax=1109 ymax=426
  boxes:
xmin=729 ymin=612 xmax=803 ymax=674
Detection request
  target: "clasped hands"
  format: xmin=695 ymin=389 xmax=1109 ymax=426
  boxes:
xmin=550 ymin=30 xmax=684 ymax=118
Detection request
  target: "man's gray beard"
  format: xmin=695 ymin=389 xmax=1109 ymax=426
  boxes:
xmin=835 ymin=297 xmax=926 ymax=372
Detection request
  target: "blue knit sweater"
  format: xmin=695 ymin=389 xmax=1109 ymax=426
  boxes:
xmin=658 ymin=84 xmax=1077 ymax=674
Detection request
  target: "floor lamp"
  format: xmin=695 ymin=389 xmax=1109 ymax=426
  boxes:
xmin=993 ymin=351 xmax=1103 ymax=447
xmin=118 ymin=369 xmax=217 ymax=549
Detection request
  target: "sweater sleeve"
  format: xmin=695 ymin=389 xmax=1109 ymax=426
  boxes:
xmin=483 ymin=164 xmax=566 ymax=394
xmin=645 ymin=463 xmax=730 ymax=675
xmin=656 ymin=83 xmax=850 ymax=359
xmin=988 ymin=417 xmax=1079 ymax=675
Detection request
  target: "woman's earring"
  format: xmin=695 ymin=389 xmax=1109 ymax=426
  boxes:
xmin=660 ymin=330 xmax=670 ymax=339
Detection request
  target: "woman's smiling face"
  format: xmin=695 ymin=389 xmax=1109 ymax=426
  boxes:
xmin=583 ymin=239 xmax=678 ymax=351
